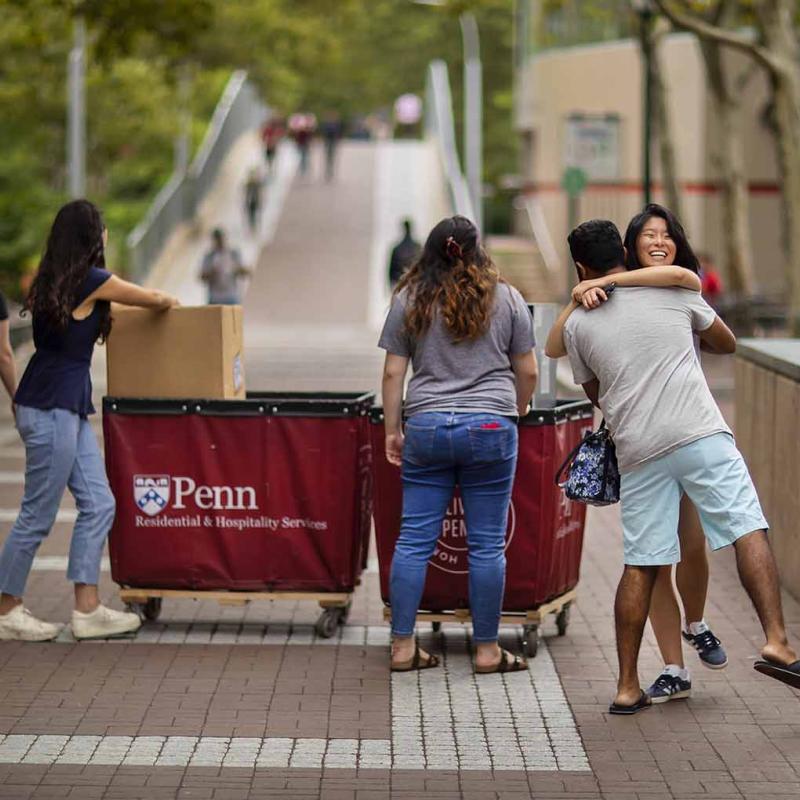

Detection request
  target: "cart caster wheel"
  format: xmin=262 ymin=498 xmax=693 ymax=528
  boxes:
xmin=338 ymin=600 xmax=352 ymax=626
xmin=315 ymin=608 xmax=340 ymax=639
xmin=432 ymin=621 xmax=442 ymax=633
xmin=143 ymin=597 xmax=163 ymax=622
xmin=556 ymin=604 xmax=571 ymax=637
xmin=523 ymin=625 xmax=539 ymax=658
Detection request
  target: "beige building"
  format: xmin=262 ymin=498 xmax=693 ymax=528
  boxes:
xmin=514 ymin=12 xmax=784 ymax=299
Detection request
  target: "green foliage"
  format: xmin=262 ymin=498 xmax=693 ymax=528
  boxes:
xmin=0 ymin=0 xmax=518 ymax=294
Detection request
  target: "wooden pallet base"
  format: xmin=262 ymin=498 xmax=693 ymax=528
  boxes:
xmin=119 ymin=588 xmax=352 ymax=608
xmin=381 ymin=588 xmax=577 ymax=626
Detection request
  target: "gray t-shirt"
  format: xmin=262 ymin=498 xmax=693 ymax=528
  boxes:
xmin=201 ymin=247 xmax=243 ymax=303
xmin=563 ymin=287 xmax=730 ymax=473
xmin=378 ymin=282 xmax=535 ymax=417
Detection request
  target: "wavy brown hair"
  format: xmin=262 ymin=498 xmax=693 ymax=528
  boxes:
xmin=395 ymin=216 xmax=499 ymax=343
xmin=24 ymin=200 xmax=112 ymax=342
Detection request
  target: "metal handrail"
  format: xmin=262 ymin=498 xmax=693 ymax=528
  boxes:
xmin=126 ymin=70 xmax=266 ymax=281
xmin=425 ymin=60 xmax=475 ymax=221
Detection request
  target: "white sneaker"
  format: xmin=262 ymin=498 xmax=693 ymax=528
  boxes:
xmin=72 ymin=604 xmax=141 ymax=640
xmin=0 ymin=605 xmax=62 ymax=641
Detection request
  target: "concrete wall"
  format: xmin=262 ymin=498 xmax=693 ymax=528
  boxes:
xmin=516 ymin=34 xmax=784 ymax=298
xmin=735 ymin=354 xmax=800 ymax=602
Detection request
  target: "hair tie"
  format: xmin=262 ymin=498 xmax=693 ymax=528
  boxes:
xmin=445 ymin=236 xmax=463 ymax=260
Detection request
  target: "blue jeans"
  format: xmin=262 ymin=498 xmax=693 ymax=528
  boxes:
xmin=390 ymin=412 xmax=518 ymax=643
xmin=0 ymin=406 xmax=116 ymax=597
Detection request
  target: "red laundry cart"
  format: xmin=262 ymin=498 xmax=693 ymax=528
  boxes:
xmin=369 ymin=400 xmax=593 ymax=655
xmin=103 ymin=392 xmax=373 ymax=637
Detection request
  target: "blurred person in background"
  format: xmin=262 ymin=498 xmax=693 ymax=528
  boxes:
xmin=320 ymin=111 xmax=344 ymax=182
xmin=379 ymin=215 xmax=538 ymax=674
xmin=388 ymin=218 xmax=421 ymax=289
xmin=698 ymin=252 xmax=724 ymax=311
xmin=0 ymin=200 xmax=179 ymax=642
xmin=261 ymin=114 xmax=285 ymax=175
xmin=199 ymin=227 xmax=250 ymax=305
xmin=244 ymin=167 xmax=264 ymax=232
xmin=289 ymin=112 xmax=316 ymax=176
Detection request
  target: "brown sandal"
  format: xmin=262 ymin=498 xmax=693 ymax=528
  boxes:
xmin=391 ymin=642 xmax=440 ymax=672
xmin=475 ymin=648 xmax=528 ymax=675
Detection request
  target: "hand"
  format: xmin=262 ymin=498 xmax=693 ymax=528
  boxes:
xmin=385 ymin=431 xmax=404 ymax=467
xmin=161 ymin=293 xmax=180 ymax=309
xmin=579 ymin=286 xmax=608 ymax=310
xmin=571 ymin=278 xmax=606 ymax=303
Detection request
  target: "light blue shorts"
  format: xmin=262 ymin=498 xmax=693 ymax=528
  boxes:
xmin=620 ymin=432 xmax=768 ymax=566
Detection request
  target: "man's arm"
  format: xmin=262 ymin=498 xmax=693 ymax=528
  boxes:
xmin=697 ymin=316 xmax=736 ymax=354
xmin=544 ymin=300 xmax=579 ymax=359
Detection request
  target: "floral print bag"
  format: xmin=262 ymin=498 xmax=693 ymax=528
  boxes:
xmin=554 ymin=419 xmax=620 ymax=506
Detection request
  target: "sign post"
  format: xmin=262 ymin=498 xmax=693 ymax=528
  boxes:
xmin=561 ymin=166 xmax=588 ymax=301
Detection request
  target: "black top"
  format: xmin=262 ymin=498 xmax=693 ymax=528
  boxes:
xmin=15 ymin=267 xmax=112 ymax=416
xmin=0 ymin=292 xmax=8 ymax=322
xmin=389 ymin=235 xmax=421 ymax=285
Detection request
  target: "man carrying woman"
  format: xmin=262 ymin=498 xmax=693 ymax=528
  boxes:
xmin=555 ymin=218 xmax=799 ymax=713
xmin=547 ymin=204 xmax=730 ymax=703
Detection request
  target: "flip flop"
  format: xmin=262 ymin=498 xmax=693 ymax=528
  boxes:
xmin=753 ymin=658 xmax=800 ymax=690
xmin=475 ymin=648 xmax=528 ymax=675
xmin=609 ymin=691 xmax=652 ymax=716
xmin=391 ymin=642 xmax=440 ymax=672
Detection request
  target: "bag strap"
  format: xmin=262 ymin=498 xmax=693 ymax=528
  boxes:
xmin=553 ymin=418 xmax=608 ymax=487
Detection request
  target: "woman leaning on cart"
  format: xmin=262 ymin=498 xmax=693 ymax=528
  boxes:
xmin=0 ymin=199 xmax=179 ymax=642
xmin=379 ymin=215 xmax=538 ymax=673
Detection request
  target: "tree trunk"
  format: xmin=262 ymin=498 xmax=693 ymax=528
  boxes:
xmin=649 ymin=33 xmax=682 ymax=220
xmin=758 ymin=0 xmax=800 ymax=333
xmin=771 ymin=72 xmax=800 ymax=333
xmin=699 ymin=38 xmax=756 ymax=295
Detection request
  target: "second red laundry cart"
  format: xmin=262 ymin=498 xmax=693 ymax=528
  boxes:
xmin=369 ymin=399 xmax=593 ymax=655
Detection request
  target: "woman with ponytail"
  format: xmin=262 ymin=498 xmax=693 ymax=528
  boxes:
xmin=379 ymin=216 xmax=538 ymax=673
xmin=0 ymin=200 xmax=179 ymax=642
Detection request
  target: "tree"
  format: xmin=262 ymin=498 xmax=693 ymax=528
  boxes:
xmin=655 ymin=0 xmax=800 ymax=331
xmin=695 ymin=1 xmax=757 ymax=295
xmin=635 ymin=6 xmax=683 ymax=220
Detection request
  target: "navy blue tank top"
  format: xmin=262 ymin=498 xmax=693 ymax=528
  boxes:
xmin=15 ymin=267 xmax=112 ymax=416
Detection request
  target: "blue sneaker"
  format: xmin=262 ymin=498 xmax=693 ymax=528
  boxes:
xmin=682 ymin=626 xmax=728 ymax=669
xmin=646 ymin=671 xmax=692 ymax=704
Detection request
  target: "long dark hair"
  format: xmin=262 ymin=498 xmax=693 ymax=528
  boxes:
xmin=395 ymin=215 xmax=500 ymax=343
xmin=623 ymin=203 xmax=700 ymax=274
xmin=25 ymin=200 xmax=112 ymax=342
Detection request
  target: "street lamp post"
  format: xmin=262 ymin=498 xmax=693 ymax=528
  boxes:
xmin=413 ymin=1 xmax=483 ymax=233
xmin=632 ymin=0 xmax=654 ymax=206
xmin=67 ymin=16 xmax=86 ymax=198
xmin=460 ymin=12 xmax=483 ymax=235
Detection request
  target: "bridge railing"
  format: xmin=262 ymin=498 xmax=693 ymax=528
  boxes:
xmin=425 ymin=60 xmax=475 ymax=222
xmin=127 ymin=70 xmax=266 ymax=281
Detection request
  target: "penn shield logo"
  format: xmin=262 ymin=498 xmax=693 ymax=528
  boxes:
xmin=134 ymin=475 xmax=171 ymax=516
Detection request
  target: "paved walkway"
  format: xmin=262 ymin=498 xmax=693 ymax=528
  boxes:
xmin=0 ymin=141 xmax=799 ymax=799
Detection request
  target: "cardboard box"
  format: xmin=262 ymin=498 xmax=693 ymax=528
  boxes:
xmin=106 ymin=305 xmax=245 ymax=399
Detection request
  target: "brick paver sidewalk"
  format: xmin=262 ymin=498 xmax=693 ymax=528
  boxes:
xmin=1 ymin=142 xmax=799 ymax=799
